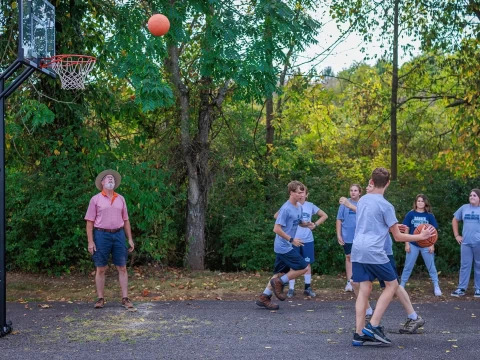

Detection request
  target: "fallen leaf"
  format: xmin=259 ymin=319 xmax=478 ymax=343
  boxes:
xmin=38 ymin=304 xmax=51 ymax=309
xmin=216 ymin=296 xmax=222 ymax=301
xmin=452 ymin=345 xmax=458 ymax=348
xmin=142 ymin=289 xmax=150 ymax=297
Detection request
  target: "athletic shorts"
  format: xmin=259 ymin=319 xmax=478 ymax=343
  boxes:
xmin=379 ymin=255 xmax=399 ymax=288
xmin=291 ymin=241 xmax=315 ymax=264
xmin=92 ymin=228 xmax=128 ymax=267
xmin=273 ymin=248 xmax=308 ymax=274
xmin=351 ymin=261 xmax=397 ymax=283
xmin=343 ymin=243 xmax=353 ymax=255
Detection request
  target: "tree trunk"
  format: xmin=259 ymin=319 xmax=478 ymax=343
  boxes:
xmin=390 ymin=0 xmax=399 ymax=180
xmin=266 ymin=97 xmax=274 ymax=150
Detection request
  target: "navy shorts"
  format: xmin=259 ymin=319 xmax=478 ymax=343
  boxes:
xmin=343 ymin=243 xmax=353 ymax=255
xmin=291 ymin=241 xmax=315 ymax=264
xmin=379 ymin=255 xmax=399 ymax=288
xmin=273 ymin=248 xmax=308 ymax=274
xmin=352 ymin=260 xmax=397 ymax=283
xmin=92 ymin=228 xmax=128 ymax=267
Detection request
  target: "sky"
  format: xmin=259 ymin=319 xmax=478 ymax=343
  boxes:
xmin=296 ymin=10 xmax=420 ymax=75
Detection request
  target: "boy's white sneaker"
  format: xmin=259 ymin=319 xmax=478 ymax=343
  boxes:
xmin=434 ymin=286 xmax=442 ymax=296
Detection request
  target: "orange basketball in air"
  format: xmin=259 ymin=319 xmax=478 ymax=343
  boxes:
xmin=414 ymin=224 xmax=438 ymax=248
xmin=148 ymin=14 xmax=170 ymax=37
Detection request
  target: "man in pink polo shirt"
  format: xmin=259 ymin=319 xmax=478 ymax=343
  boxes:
xmin=85 ymin=169 xmax=135 ymax=309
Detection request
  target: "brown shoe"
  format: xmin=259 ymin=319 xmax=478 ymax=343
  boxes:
xmin=94 ymin=298 xmax=105 ymax=309
xmin=255 ymin=294 xmax=279 ymax=310
xmin=270 ymin=277 xmax=286 ymax=301
xmin=121 ymin=297 xmax=134 ymax=309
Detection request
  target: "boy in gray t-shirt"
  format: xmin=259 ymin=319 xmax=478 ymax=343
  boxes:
xmin=351 ymin=168 xmax=435 ymax=347
xmin=255 ymin=181 xmax=312 ymax=311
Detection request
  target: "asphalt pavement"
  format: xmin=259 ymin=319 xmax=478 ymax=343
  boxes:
xmin=1 ymin=297 xmax=479 ymax=359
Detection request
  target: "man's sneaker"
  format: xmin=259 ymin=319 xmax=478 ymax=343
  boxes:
xmin=270 ymin=278 xmax=287 ymax=301
xmin=345 ymin=281 xmax=353 ymax=292
xmin=303 ymin=287 xmax=316 ymax=297
xmin=474 ymin=289 xmax=480 ymax=298
xmin=399 ymin=316 xmax=425 ymax=334
xmin=362 ymin=323 xmax=392 ymax=344
xmin=255 ymin=294 xmax=279 ymax=310
xmin=287 ymin=289 xmax=295 ymax=298
xmin=121 ymin=297 xmax=135 ymax=309
xmin=434 ymin=285 xmax=442 ymax=296
xmin=451 ymin=288 xmax=466 ymax=297
xmin=352 ymin=333 xmax=384 ymax=346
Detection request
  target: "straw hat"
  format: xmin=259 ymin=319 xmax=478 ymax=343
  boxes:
xmin=95 ymin=169 xmax=121 ymax=190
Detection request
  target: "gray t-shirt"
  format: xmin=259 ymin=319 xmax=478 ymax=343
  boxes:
xmin=351 ymin=194 xmax=398 ymax=264
xmin=336 ymin=199 xmax=358 ymax=244
xmin=294 ymin=201 xmax=320 ymax=243
xmin=274 ymin=200 xmax=302 ymax=254
xmin=454 ymin=204 xmax=480 ymax=245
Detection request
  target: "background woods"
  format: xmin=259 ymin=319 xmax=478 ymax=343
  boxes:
xmin=0 ymin=0 xmax=478 ymax=275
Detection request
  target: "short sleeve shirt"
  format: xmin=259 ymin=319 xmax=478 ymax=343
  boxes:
xmin=336 ymin=199 xmax=358 ymax=244
xmin=274 ymin=201 xmax=302 ymax=254
xmin=84 ymin=192 xmax=129 ymax=229
xmin=351 ymin=194 xmax=398 ymax=264
xmin=454 ymin=204 xmax=480 ymax=245
xmin=402 ymin=210 xmax=438 ymax=247
xmin=294 ymin=201 xmax=320 ymax=243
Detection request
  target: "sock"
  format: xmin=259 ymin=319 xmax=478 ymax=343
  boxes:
xmin=263 ymin=288 xmax=273 ymax=296
xmin=304 ymin=274 xmax=311 ymax=287
xmin=280 ymin=274 xmax=289 ymax=284
xmin=366 ymin=307 xmax=373 ymax=316
xmin=407 ymin=311 xmax=418 ymax=320
xmin=289 ymin=279 xmax=296 ymax=290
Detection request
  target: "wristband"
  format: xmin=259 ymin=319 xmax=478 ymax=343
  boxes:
xmin=289 ymin=237 xmax=294 ymax=243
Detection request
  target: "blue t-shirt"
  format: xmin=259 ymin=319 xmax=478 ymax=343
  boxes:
xmin=351 ymin=194 xmax=398 ymax=264
xmin=402 ymin=210 xmax=439 ymax=247
xmin=454 ymin=204 xmax=480 ymax=245
xmin=274 ymin=200 xmax=302 ymax=254
xmin=295 ymin=201 xmax=320 ymax=243
xmin=336 ymin=199 xmax=358 ymax=244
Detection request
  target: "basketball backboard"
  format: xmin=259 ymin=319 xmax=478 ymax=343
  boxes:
xmin=19 ymin=0 xmax=55 ymax=77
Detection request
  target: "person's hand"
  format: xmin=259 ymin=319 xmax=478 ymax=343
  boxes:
xmin=339 ymin=197 xmax=348 ymax=205
xmin=455 ymin=235 xmax=463 ymax=244
xmin=292 ymin=238 xmax=304 ymax=247
xmin=128 ymin=239 xmax=135 ymax=253
xmin=337 ymin=237 xmax=345 ymax=246
xmin=307 ymin=222 xmax=316 ymax=230
xmin=405 ymin=243 xmax=410 ymax=253
xmin=398 ymin=224 xmax=409 ymax=233
xmin=419 ymin=225 xmax=436 ymax=239
xmin=88 ymin=242 xmax=96 ymax=255
xmin=428 ymin=245 xmax=434 ymax=254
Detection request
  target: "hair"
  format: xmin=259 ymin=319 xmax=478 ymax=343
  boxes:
xmin=371 ymin=167 xmax=390 ymax=188
xmin=350 ymin=183 xmax=362 ymax=194
xmin=413 ymin=194 xmax=432 ymax=213
xmin=288 ymin=180 xmax=306 ymax=194
xmin=470 ymin=189 xmax=480 ymax=200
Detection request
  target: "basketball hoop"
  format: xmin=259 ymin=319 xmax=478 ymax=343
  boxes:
xmin=41 ymin=55 xmax=96 ymax=90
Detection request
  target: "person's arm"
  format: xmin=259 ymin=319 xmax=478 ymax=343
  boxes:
xmin=336 ymin=219 xmax=345 ymax=245
xmin=274 ymin=223 xmax=303 ymax=247
xmin=124 ymin=220 xmax=135 ymax=252
xmin=452 ymin=217 xmax=463 ymax=244
xmin=339 ymin=197 xmax=356 ymax=212
xmin=86 ymin=220 xmax=96 ymax=255
xmin=390 ymin=223 xmax=435 ymax=242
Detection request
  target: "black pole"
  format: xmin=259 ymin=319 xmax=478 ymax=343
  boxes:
xmin=0 ymin=75 xmax=12 ymax=338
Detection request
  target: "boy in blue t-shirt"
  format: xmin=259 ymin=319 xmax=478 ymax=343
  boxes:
xmin=351 ymin=168 xmax=435 ymax=346
xmin=255 ymin=181 xmax=312 ymax=310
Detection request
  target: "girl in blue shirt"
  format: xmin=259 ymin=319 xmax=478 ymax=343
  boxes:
xmin=400 ymin=194 xmax=441 ymax=296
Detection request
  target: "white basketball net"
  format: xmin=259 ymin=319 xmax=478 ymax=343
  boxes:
xmin=45 ymin=55 xmax=96 ymax=90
